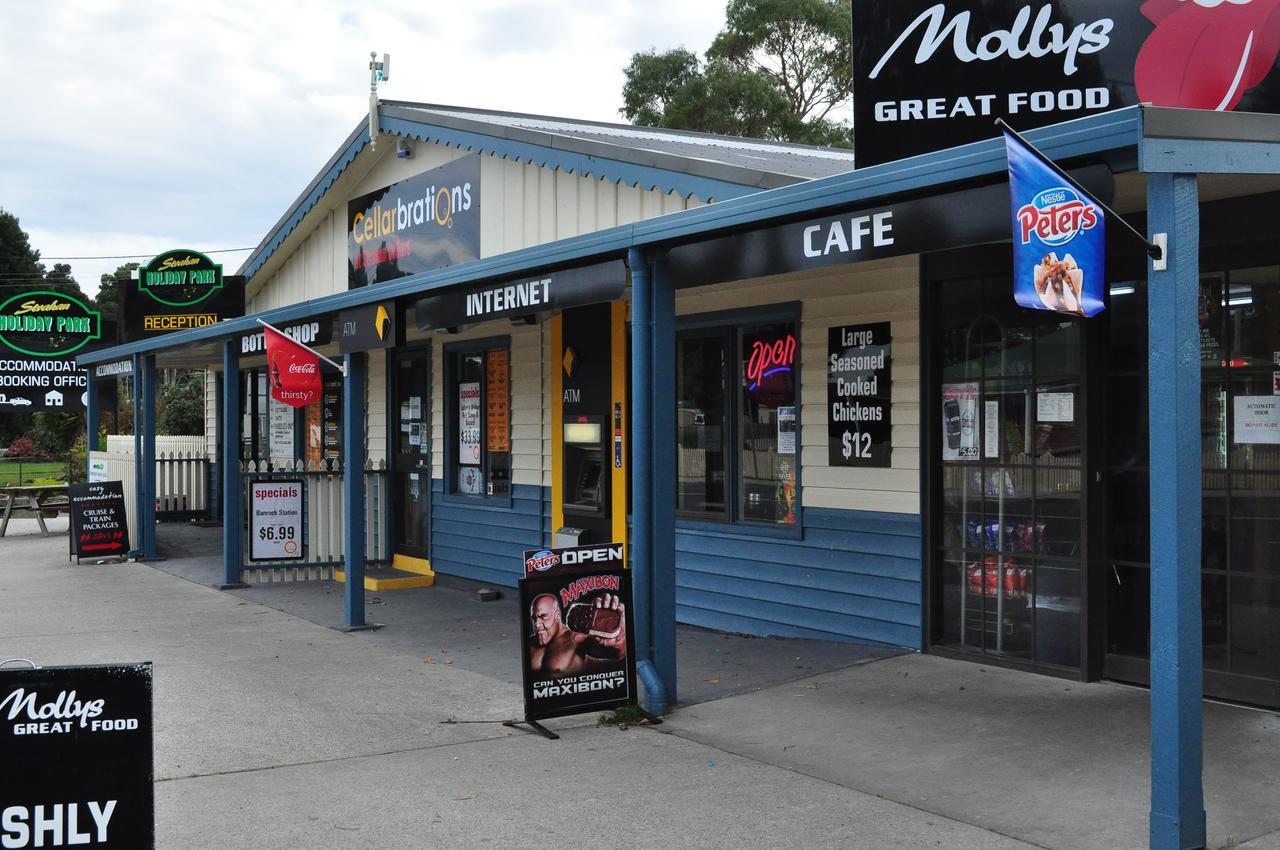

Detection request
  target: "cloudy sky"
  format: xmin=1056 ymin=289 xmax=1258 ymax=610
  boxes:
xmin=1 ymin=0 xmax=725 ymax=294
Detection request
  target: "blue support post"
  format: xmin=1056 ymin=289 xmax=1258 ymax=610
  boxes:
xmin=84 ymin=373 xmax=98 ymax=460
xmin=220 ymin=341 xmax=247 ymax=589
xmin=629 ymin=248 xmax=665 ymax=713
xmin=649 ymin=253 xmax=677 ymax=708
xmin=1147 ymin=172 xmax=1206 ymax=850
xmin=342 ymin=352 xmax=368 ymax=629
xmin=131 ymin=355 xmax=142 ymax=558
xmin=140 ymin=355 xmax=157 ymax=560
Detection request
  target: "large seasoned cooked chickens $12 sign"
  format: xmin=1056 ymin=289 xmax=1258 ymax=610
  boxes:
xmin=853 ymin=0 xmax=1280 ymax=167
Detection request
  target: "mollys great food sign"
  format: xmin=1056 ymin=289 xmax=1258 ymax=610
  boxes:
xmin=852 ymin=1 xmax=1280 ymax=167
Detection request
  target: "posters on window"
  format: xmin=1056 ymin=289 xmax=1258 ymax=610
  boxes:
xmin=777 ymin=406 xmax=797 ymax=455
xmin=268 ymin=396 xmax=295 ymax=460
xmin=1036 ymin=392 xmax=1075 ymax=423
xmin=942 ymin=382 xmax=979 ymax=461
xmin=486 ymin=351 xmax=510 ymax=453
xmin=459 ymin=381 xmax=481 ymax=464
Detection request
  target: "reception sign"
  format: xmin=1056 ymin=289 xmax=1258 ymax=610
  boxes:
xmin=123 ymin=250 xmax=244 ymax=340
xmin=0 ymin=662 xmax=153 ymax=848
xmin=852 ymin=1 xmax=1280 ymax=167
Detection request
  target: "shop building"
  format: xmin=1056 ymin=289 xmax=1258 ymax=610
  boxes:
xmin=78 ymin=103 xmax=1280 ymax=718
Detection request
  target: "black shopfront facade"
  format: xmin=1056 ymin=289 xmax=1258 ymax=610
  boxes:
xmin=925 ymin=191 xmax=1280 ymax=708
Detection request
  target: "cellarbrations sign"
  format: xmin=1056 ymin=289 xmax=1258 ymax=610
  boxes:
xmin=347 ymin=155 xmax=481 ymax=288
xmin=852 ymin=1 xmax=1280 ymax=167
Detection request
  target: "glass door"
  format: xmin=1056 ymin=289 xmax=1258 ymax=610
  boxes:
xmin=933 ymin=275 xmax=1088 ymax=672
xmin=394 ymin=348 xmax=431 ymax=559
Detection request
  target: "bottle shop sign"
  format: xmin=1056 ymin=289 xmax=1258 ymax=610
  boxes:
xmin=852 ymin=1 xmax=1280 ymax=167
xmin=517 ymin=544 xmax=637 ymax=722
xmin=828 ymin=323 xmax=892 ymax=467
xmin=0 ymin=662 xmax=153 ymax=849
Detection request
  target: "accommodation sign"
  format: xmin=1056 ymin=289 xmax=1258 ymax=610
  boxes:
xmin=0 ymin=662 xmax=154 ymax=848
xmin=69 ymin=481 xmax=131 ymax=560
xmin=852 ymin=1 xmax=1280 ymax=167
xmin=123 ymin=249 xmax=245 ymax=341
xmin=347 ymin=155 xmax=481 ymax=288
xmin=828 ymin=323 xmax=892 ymax=467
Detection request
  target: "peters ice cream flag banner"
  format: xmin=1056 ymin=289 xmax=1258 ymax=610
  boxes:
xmin=264 ymin=324 xmax=322 ymax=407
xmin=1004 ymin=128 xmax=1105 ymax=318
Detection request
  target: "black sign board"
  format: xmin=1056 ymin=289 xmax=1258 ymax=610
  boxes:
xmin=0 ymin=662 xmax=153 ymax=848
xmin=123 ymin=249 xmax=244 ymax=341
xmin=240 ymin=319 xmax=332 ymax=356
xmin=518 ymin=543 xmax=636 ymax=722
xmin=322 ymin=374 xmax=342 ymax=463
xmin=339 ymin=301 xmax=400 ymax=353
xmin=347 ymin=155 xmax=481 ymax=289
xmin=0 ymin=290 xmax=102 ymax=412
xmin=69 ymin=481 xmax=131 ymax=560
xmin=416 ymin=259 xmax=627 ymax=331
xmin=852 ymin=1 xmax=1280 ymax=167
xmin=828 ymin=323 xmax=892 ymax=467
xmin=667 ymin=167 xmax=1111 ymax=288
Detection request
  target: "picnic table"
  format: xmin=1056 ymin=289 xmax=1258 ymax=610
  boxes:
xmin=0 ymin=484 xmax=70 ymax=537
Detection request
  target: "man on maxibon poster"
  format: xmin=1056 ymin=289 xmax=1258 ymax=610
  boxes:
xmin=518 ymin=545 xmax=637 ymax=722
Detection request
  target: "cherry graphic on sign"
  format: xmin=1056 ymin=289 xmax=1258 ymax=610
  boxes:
xmin=1136 ymin=0 xmax=1280 ymax=111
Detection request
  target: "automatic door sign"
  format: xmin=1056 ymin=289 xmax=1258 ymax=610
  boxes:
xmin=0 ymin=662 xmax=153 ymax=848
xmin=518 ymin=543 xmax=637 ymax=722
xmin=248 ymin=480 xmax=304 ymax=561
xmin=69 ymin=481 xmax=130 ymax=560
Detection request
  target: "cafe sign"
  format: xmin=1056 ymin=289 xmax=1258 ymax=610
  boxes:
xmin=0 ymin=290 xmax=101 ymax=357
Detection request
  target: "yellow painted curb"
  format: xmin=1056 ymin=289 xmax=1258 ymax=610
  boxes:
xmin=333 ymin=570 xmax=434 ymax=590
xmin=392 ymin=553 xmax=436 ymax=579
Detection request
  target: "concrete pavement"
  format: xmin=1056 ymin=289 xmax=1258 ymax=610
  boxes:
xmin=4 ymin=518 xmax=1278 ymax=848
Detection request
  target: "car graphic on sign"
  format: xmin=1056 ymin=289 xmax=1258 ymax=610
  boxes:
xmin=6 ymin=397 xmax=31 ymax=406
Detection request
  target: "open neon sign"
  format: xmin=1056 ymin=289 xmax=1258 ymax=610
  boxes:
xmin=746 ymin=333 xmax=796 ymax=391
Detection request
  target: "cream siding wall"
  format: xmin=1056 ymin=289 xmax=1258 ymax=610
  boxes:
xmin=205 ymin=369 xmax=219 ymax=459
xmin=673 ymin=254 xmax=921 ymax=516
xmin=366 ymin=350 xmax=388 ymax=466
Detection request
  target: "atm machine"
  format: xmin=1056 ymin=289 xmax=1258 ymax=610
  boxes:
xmin=555 ymin=303 xmax=621 ymax=547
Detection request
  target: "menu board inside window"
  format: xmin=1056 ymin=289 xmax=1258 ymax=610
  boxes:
xmin=486 ymin=349 xmax=510 ymax=453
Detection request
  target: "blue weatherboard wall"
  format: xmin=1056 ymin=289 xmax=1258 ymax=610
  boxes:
xmin=429 ymin=483 xmax=921 ymax=648
xmin=675 ymin=509 xmax=921 ymax=647
xmin=429 ymin=481 xmax=548 ymax=586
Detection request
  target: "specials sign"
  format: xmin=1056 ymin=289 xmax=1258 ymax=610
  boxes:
xmin=123 ymin=250 xmax=245 ymax=341
xmin=852 ymin=1 xmax=1280 ymax=167
xmin=518 ymin=544 xmax=637 ymax=722
xmin=248 ymin=480 xmax=304 ymax=561
xmin=828 ymin=323 xmax=892 ymax=467
xmin=69 ymin=481 xmax=131 ymax=561
xmin=347 ymin=155 xmax=481 ymax=289
xmin=0 ymin=662 xmax=153 ymax=848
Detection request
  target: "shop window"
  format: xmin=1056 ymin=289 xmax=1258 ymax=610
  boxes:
xmin=445 ymin=339 xmax=511 ymax=499
xmin=676 ymin=312 xmax=799 ymax=527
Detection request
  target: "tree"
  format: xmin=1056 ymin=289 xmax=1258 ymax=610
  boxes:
xmin=97 ymin=261 xmax=137 ymax=320
xmin=0 ymin=209 xmax=44 ymax=283
xmin=41 ymin=262 xmax=91 ymax=305
xmin=621 ymin=0 xmax=852 ymax=147
xmin=158 ymin=370 xmax=206 ymax=436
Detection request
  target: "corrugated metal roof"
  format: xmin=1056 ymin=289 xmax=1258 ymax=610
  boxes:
xmin=384 ymin=101 xmax=858 ymax=183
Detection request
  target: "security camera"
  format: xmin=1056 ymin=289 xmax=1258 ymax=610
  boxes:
xmin=396 ymin=137 xmax=414 ymax=159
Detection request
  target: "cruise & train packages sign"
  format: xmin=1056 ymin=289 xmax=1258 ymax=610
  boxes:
xmin=518 ymin=544 xmax=637 ymax=722
xmin=347 ymin=155 xmax=481 ymax=288
xmin=0 ymin=662 xmax=153 ymax=848
xmin=0 ymin=291 xmax=101 ymax=411
xmin=69 ymin=481 xmax=131 ymax=561
xmin=122 ymin=249 xmax=245 ymax=341
xmin=852 ymin=1 xmax=1280 ymax=167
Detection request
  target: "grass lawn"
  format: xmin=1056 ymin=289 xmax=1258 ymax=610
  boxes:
xmin=0 ymin=459 xmax=66 ymax=487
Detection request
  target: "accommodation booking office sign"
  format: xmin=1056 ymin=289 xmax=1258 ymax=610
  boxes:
xmin=828 ymin=323 xmax=892 ymax=467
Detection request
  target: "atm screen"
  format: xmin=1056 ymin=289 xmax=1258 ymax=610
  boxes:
xmin=564 ymin=422 xmax=602 ymax=444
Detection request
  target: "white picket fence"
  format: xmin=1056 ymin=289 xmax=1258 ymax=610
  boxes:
xmin=239 ymin=459 xmax=389 ymax=583
xmin=88 ymin=450 xmax=140 ymax=550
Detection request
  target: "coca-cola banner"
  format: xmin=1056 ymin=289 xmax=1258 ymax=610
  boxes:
xmin=0 ymin=662 xmax=153 ymax=848
xmin=262 ymin=324 xmax=321 ymax=408
xmin=518 ymin=543 xmax=637 ymax=722
xmin=852 ymin=1 xmax=1280 ymax=167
